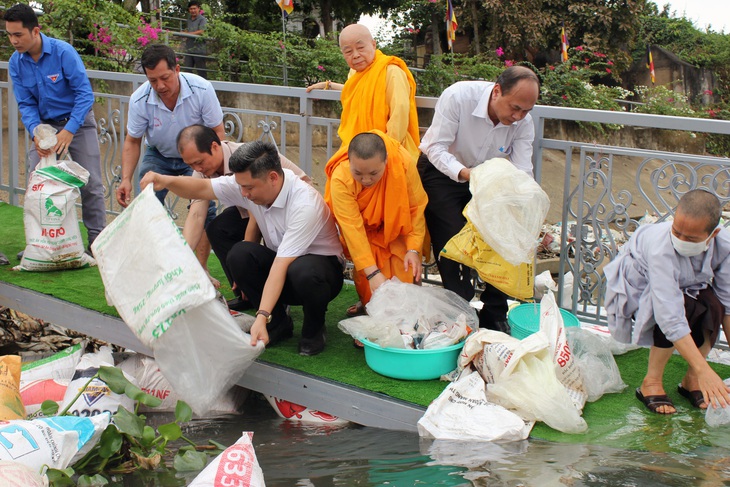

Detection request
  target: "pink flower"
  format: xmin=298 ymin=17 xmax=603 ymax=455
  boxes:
xmin=607 ymin=60 xmax=614 ymax=65
xmin=606 ymin=68 xmax=611 ymax=74
xmin=137 ymin=36 xmax=149 ymax=46
xmin=667 ymin=98 xmax=674 ymax=102
xmin=504 ymin=60 xmax=514 ymax=67
xmin=317 ymin=65 xmax=325 ymax=71
xmin=88 ymin=33 xmax=95 ymax=40
xmin=595 ymin=52 xmax=606 ymax=58
xmin=549 ymin=65 xmax=555 ymax=71
xmin=708 ymin=109 xmax=717 ymax=117
xmin=704 ymin=89 xmax=714 ymax=95
xmin=571 ymin=65 xmax=577 ymax=70
xmin=584 ymin=58 xmax=590 ymax=63
xmin=562 ymin=95 xmax=568 ymax=100
xmin=279 ymin=41 xmax=285 ymax=50
xmin=575 ymin=46 xmax=584 ymax=51
xmin=495 ymin=47 xmax=504 ymax=57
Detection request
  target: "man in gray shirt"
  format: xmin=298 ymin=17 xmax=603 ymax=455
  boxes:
xmin=184 ymin=0 xmax=207 ymax=78
xmin=605 ymin=189 xmax=730 ymax=414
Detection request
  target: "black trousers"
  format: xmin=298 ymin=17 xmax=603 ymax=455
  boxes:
xmin=653 ymin=287 xmax=724 ymax=349
xmin=206 ymin=206 xmax=249 ymax=297
xmin=417 ymin=154 xmax=509 ymax=328
xmin=227 ymin=241 xmax=344 ymax=339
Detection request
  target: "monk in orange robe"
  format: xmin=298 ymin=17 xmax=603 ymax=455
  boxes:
xmin=308 ymin=23 xmax=422 ymax=316
xmin=307 ymin=23 xmax=420 ymax=164
xmin=325 ymin=130 xmax=428 ymax=306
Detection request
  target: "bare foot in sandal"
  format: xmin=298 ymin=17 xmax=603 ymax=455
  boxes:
xmin=637 ymin=382 xmax=676 ymax=414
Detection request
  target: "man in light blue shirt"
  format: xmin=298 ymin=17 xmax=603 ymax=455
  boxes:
xmin=605 ymin=189 xmax=730 ymax=414
xmin=115 ymin=44 xmax=224 ymax=266
xmin=5 ymin=3 xmax=106 ymax=247
xmin=115 ymin=44 xmax=225 ymax=208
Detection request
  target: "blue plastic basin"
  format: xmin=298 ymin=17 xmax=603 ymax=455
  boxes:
xmin=359 ymin=338 xmax=465 ymax=381
xmin=508 ymin=303 xmax=581 ymax=339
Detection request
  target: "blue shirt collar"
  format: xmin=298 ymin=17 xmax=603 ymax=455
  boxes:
xmin=18 ymin=32 xmax=52 ymax=63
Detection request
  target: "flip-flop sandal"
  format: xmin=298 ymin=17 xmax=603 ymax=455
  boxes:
xmin=636 ymin=388 xmax=676 ymax=414
xmin=677 ymin=385 xmax=706 ymax=408
xmin=346 ymin=301 xmax=367 ymax=318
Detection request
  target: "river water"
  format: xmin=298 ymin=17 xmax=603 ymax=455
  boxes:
xmin=110 ymin=393 xmax=730 ymax=487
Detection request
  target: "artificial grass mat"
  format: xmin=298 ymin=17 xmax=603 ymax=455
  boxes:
xmin=2 ymin=202 xmax=730 ymax=452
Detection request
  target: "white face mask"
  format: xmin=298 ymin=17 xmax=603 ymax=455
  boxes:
xmin=670 ymin=233 xmax=710 ymax=257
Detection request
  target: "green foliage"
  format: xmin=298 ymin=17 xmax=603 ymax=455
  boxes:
xmin=414 ymin=53 xmax=504 ymax=97
xmin=206 ymin=20 xmax=349 ymax=86
xmin=43 ymin=366 xmax=222 ymax=486
xmin=631 ymin=85 xmax=697 ymax=117
xmin=539 ymin=46 xmax=628 ymax=112
xmin=705 ymin=105 xmax=730 ymax=157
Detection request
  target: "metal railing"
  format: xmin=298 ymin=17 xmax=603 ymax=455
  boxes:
xmin=2 ymin=64 xmax=730 ymax=333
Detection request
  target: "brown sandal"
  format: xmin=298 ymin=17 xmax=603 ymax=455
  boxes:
xmin=346 ymin=301 xmax=367 ymax=318
xmin=678 ymin=385 xmax=706 ymax=408
xmin=636 ymin=388 xmax=676 ymax=414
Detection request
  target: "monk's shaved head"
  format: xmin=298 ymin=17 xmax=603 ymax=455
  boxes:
xmin=677 ymin=189 xmax=722 ymax=234
xmin=339 ymin=24 xmax=377 ymax=72
xmin=339 ymin=24 xmax=373 ymax=47
xmin=349 ymin=133 xmax=387 ymax=163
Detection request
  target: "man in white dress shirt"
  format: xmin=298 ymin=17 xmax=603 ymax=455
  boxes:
xmin=141 ymin=141 xmax=344 ymax=356
xmin=418 ymin=65 xmax=539 ymax=332
xmin=177 ymin=124 xmax=310 ymax=311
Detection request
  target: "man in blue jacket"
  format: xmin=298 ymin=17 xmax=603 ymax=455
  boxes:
xmin=5 ymin=3 xmax=106 ymax=248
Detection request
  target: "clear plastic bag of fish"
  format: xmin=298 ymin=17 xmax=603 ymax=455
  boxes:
xmin=706 ymin=378 xmax=730 ymax=427
xmin=366 ymin=279 xmax=478 ymax=338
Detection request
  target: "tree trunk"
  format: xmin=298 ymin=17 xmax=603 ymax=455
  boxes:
xmin=471 ymin=0 xmax=480 ymax=54
xmin=431 ymin=12 xmax=442 ymax=55
xmin=320 ymin=0 xmax=333 ymax=37
xmin=122 ymin=0 xmax=138 ymax=12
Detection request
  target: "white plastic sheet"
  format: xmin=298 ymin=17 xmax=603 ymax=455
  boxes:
xmin=93 ymin=186 xmax=263 ymax=414
xmin=567 ymin=327 xmax=626 ymax=402
xmin=417 ymin=371 xmax=533 ymax=441
xmin=466 ymin=159 xmax=550 ymax=265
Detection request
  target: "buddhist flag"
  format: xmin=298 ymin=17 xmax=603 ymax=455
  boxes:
xmin=276 ymin=0 xmax=293 ymax=16
xmin=646 ymin=44 xmax=655 ymax=84
xmin=560 ymin=23 xmax=569 ymax=62
xmin=446 ymin=0 xmax=457 ymax=49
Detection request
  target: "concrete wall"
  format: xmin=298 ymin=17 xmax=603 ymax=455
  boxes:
xmin=624 ymin=45 xmax=718 ymax=104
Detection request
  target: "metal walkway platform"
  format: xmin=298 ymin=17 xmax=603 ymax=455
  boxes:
xmin=0 ymin=281 xmax=424 ymax=432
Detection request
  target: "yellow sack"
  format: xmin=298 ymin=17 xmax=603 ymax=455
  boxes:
xmin=441 ymin=219 xmax=534 ymax=299
xmin=0 ymin=355 xmax=26 ymax=420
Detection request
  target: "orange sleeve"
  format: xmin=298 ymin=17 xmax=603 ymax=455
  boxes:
xmin=403 ymin=148 xmax=428 ymax=253
xmin=385 ymin=65 xmax=420 ymax=161
xmin=329 ymin=165 xmax=377 ymax=271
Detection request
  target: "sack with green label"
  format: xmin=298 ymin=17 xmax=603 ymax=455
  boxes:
xmin=14 ymin=124 xmax=95 ymax=271
xmin=92 ymin=186 xmax=263 ymax=414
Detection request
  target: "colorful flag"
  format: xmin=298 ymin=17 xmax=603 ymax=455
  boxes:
xmin=446 ymin=0 xmax=457 ymax=50
xmin=646 ymin=44 xmax=655 ymax=84
xmin=276 ymin=0 xmax=293 ymax=16
xmin=560 ymin=23 xmax=569 ymax=62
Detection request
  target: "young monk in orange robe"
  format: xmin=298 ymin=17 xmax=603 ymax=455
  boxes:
xmin=325 ymin=130 xmax=428 ymax=306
